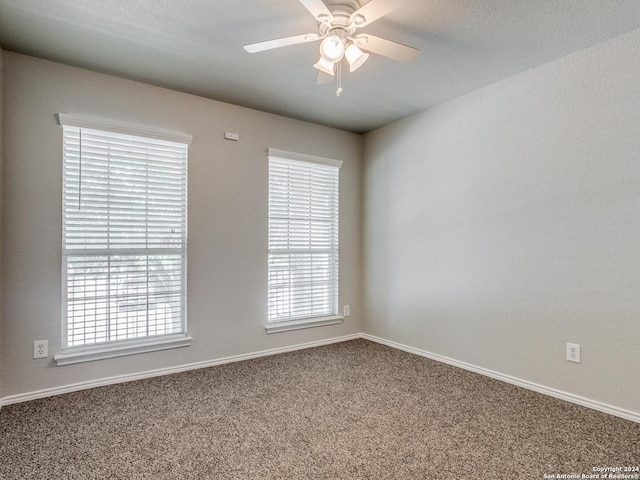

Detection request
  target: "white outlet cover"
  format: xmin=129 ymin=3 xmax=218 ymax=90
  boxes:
xmin=566 ymin=342 xmax=581 ymax=363
xmin=33 ymin=340 xmax=48 ymax=359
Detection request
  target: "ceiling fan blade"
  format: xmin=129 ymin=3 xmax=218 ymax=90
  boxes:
xmin=299 ymin=0 xmax=333 ymax=25
xmin=354 ymin=34 xmax=418 ymax=63
xmin=317 ymin=71 xmax=333 ymax=85
xmin=349 ymin=0 xmax=405 ymax=28
xmin=244 ymin=33 xmax=321 ymax=53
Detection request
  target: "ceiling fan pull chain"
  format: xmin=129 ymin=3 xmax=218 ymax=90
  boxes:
xmin=336 ymin=61 xmax=343 ymax=97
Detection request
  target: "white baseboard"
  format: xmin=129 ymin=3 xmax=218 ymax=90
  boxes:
xmin=361 ymin=333 xmax=640 ymax=424
xmin=0 ymin=333 xmax=360 ymax=407
xmin=2 ymin=332 xmax=638 ymax=425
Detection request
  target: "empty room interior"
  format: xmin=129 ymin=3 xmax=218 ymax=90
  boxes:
xmin=0 ymin=0 xmax=639 ymax=478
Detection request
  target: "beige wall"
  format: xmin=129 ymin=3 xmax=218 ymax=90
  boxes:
xmin=2 ymin=52 xmax=362 ymax=398
xmin=363 ymin=28 xmax=640 ymax=414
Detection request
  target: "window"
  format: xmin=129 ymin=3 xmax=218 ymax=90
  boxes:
xmin=57 ymin=114 xmax=191 ymax=363
xmin=267 ymin=149 xmax=343 ymax=333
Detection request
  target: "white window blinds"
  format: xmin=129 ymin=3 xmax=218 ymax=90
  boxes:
xmin=268 ymin=149 xmax=342 ymax=323
xmin=61 ymin=120 xmax=188 ymax=349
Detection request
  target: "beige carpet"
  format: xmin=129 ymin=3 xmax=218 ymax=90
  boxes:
xmin=1 ymin=339 xmax=638 ymax=479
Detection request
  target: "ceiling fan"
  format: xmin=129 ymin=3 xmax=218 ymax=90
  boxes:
xmin=243 ymin=0 xmax=418 ymax=95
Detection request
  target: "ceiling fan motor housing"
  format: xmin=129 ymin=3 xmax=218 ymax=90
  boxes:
xmin=319 ymin=0 xmax=362 ymax=34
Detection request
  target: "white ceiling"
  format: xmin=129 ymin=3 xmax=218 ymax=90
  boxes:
xmin=1 ymin=0 xmax=640 ymax=133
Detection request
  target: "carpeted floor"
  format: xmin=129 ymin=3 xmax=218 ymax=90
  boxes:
xmin=0 ymin=339 xmax=638 ymax=479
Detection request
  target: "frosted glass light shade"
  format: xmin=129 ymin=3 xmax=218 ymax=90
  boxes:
xmin=345 ymin=43 xmax=369 ymax=72
xmin=319 ymin=35 xmax=345 ymax=63
xmin=313 ymin=56 xmax=335 ymax=75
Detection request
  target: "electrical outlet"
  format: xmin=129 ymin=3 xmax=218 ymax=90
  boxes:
xmin=343 ymin=305 xmax=350 ymax=317
xmin=33 ymin=340 xmax=48 ymax=359
xmin=566 ymin=343 xmax=580 ymax=363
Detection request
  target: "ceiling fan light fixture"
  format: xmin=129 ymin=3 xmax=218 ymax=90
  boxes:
xmin=319 ymin=35 xmax=345 ymax=63
xmin=243 ymin=0 xmax=420 ymax=96
xmin=313 ymin=56 xmax=336 ymax=75
xmin=345 ymin=43 xmax=369 ymax=72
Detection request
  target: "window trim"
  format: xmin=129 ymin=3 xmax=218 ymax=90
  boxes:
xmin=267 ymin=148 xmax=343 ymax=169
xmin=57 ymin=114 xmax=192 ymax=364
xmin=265 ymin=315 xmax=343 ymax=335
xmin=54 ymin=334 xmax=193 ymax=366
xmin=266 ymin=148 xmax=343 ymax=332
xmin=57 ymin=113 xmax=193 ymax=144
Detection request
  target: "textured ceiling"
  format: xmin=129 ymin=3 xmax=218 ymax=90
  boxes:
xmin=1 ymin=0 xmax=640 ymax=133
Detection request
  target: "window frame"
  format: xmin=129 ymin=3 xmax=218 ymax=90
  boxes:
xmin=54 ymin=114 xmax=192 ymax=365
xmin=266 ymin=148 xmax=344 ymax=334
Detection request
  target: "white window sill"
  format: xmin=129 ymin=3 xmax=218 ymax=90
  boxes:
xmin=54 ymin=334 xmax=193 ymax=366
xmin=265 ymin=315 xmax=344 ymax=334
